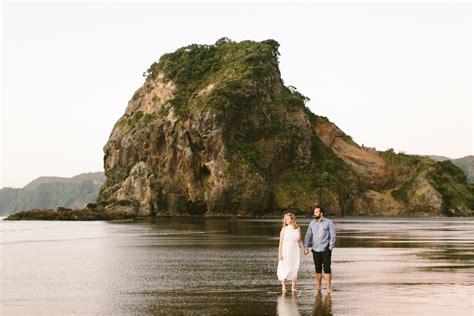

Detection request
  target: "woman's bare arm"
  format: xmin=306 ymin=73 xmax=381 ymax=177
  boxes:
xmin=278 ymin=227 xmax=284 ymax=260
xmin=298 ymin=227 xmax=304 ymax=248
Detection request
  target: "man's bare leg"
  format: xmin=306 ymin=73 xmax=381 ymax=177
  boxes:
xmin=315 ymin=273 xmax=322 ymax=290
xmin=325 ymin=273 xmax=331 ymax=292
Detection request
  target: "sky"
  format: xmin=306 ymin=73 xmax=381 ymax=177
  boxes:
xmin=1 ymin=1 xmax=472 ymax=188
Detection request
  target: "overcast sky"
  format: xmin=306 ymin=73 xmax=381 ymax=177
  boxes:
xmin=1 ymin=1 xmax=472 ymax=188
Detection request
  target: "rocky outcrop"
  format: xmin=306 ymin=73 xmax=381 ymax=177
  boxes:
xmin=314 ymin=117 xmax=391 ymax=188
xmin=313 ymin=116 xmax=473 ymax=216
xmin=5 ymin=39 xmax=474 ymax=220
xmin=95 ymin=38 xmax=473 ymax=217
xmin=4 ymin=205 xmax=136 ymax=221
xmin=96 ymin=39 xmax=357 ymax=217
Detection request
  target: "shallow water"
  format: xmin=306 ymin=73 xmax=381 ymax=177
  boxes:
xmin=1 ymin=217 xmax=473 ymax=315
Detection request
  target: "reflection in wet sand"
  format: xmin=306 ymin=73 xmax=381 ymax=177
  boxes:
xmin=313 ymin=291 xmax=332 ymax=316
xmin=277 ymin=292 xmax=300 ymax=316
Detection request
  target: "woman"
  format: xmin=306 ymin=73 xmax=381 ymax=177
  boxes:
xmin=277 ymin=212 xmax=303 ymax=293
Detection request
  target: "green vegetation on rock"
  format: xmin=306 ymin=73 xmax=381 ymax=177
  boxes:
xmin=428 ymin=161 xmax=474 ymax=215
xmin=143 ymin=38 xmax=306 ymax=118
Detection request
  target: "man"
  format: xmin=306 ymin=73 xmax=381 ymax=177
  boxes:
xmin=304 ymin=205 xmax=336 ymax=292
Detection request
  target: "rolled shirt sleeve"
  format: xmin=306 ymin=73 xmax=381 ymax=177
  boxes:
xmin=329 ymin=220 xmax=336 ymax=250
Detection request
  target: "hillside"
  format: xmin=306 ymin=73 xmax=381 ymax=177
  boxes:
xmin=452 ymin=156 xmax=474 ymax=184
xmin=0 ymin=172 xmax=105 ymax=216
xmin=428 ymin=155 xmax=473 ymax=184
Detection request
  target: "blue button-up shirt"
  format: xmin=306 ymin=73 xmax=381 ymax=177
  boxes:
xmin=304 ymin=218 xmax=336 ymax=252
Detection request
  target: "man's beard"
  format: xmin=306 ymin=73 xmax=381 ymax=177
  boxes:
xmin=314 ymin=214 xmax=320 ymax=219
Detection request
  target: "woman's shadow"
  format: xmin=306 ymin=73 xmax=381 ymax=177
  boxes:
xmin=313 ymin=291 xmax=332 ymax=316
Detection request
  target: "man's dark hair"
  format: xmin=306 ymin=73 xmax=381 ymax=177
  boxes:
xmin=314 ymin=204 xmax=325 ymax=215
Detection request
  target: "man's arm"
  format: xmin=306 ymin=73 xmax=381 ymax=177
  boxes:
xmin=298 ymin=227 xmax=304 ymax=248
xmin=303 ymin=224 xmax=313 ymax=255
xmin=329 ymin=220 xmax=336 ymax=250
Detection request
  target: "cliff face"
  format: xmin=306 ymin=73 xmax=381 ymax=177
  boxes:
xmin=97 ymin=38 xmax=474 ymax=217
xmin=314 ymin=118 xmax=446 ymax=215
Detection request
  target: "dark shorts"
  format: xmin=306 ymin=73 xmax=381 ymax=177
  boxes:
xmin=312 ymin=248 xmax=332 ymax=274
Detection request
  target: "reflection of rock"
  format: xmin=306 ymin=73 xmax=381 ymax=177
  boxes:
xmin=277 ymin=293 xmax=300 ymax=316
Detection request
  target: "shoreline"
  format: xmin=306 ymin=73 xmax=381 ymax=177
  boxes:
xmin=4 ymin=208 xmax=471 ymax=221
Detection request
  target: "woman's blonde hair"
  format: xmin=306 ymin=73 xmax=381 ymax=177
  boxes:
xmin=282 ymin=212 xmax=298 ymax=229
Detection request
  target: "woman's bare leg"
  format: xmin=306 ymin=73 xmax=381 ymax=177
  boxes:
xmin=291 ymin=280 xmax=297 ymax=292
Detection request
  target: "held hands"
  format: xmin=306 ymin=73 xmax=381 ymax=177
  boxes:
xmin=304 ymin=248 xmax=309 ymax=256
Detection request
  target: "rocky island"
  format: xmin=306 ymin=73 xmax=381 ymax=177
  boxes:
xmin=6 ymin=38 xmax=474 ymax=220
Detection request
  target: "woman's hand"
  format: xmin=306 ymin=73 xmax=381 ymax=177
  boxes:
xmin=278 ymin=254 xmax=283 ymax=261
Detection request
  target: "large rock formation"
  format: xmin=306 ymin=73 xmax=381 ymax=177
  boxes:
xmin=97 ymin=39 xmax=348 ymax=216
xmin=95 ymin=38 xmax=473 ymax=217
xmin=5 ymin=39 xmax=473 ymax=221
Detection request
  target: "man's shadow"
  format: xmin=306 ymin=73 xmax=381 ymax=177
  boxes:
xmin=313 ymin=291 xmax=332 ymax=316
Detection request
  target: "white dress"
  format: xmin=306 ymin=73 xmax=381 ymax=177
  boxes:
xmin=277 ymin=226 xmax=301 ymax=281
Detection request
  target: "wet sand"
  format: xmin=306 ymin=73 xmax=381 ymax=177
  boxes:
xmin=1 ymin=217 xmax=473 ymax=315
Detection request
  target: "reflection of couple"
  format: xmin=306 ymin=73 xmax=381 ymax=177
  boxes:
xmin=277 ymin=291 xmax=332 ymax=316
xmin=277 ymin=205 xmax=336 ymax=293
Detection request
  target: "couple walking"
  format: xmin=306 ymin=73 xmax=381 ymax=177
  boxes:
xmin=277 ymin=205 xmax=336 ymax=293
